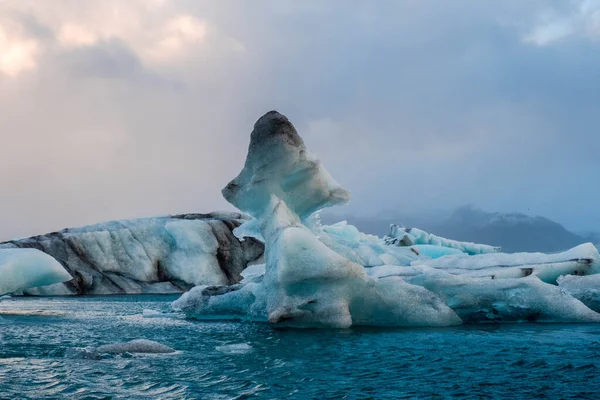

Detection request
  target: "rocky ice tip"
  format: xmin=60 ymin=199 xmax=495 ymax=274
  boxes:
xmin=222 ymin=111 xmax=350 ymax=220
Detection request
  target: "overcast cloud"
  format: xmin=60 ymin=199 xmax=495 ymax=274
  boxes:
xmin=1 ymin=0 xmax=599 ymax=240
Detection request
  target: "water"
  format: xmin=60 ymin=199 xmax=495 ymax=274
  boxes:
xmin=1 ymin=296 xmax=599 ymax=399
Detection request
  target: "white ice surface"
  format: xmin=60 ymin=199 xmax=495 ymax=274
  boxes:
xmin=414 ymin=243 xmax=600 ymax=283
xmin=385 ymin=225 xmax=500 ymax=255
xmin=0 ymin=249 xmax=72 ymax=295
xmin=558 ymin=274 xmax=600 ymax=313
xmin=240 ymin=263 xmax=266 ymax=283
xmin=409 ymin=268 xmax=600 ymax=323
xmin=164 ymin=220 xmax=227 ymax=286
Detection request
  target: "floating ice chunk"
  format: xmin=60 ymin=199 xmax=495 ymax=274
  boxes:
xmin=558 ymin=274 xmax=600 ymax=313
xmin=0 ymin=249 xmax=72 ymax=295
xmin=406 ymin=267 xmax=600 ymax=323
xmin=222 ymin=111 xmax=349 ymax=221
xmin=142 ymin=309 xmax=162 ymax=318
xmin=385 ymin=225 xmax=500 ymax=255
xmin=216 ymin=343 xmax=253 ymax=355
xmin=416 ymin=243 xmax=600 ymax=283
xmin=173 ymin=283 xmax=265 ymax=322
xmin=64 ymin=347 xmax=100 ymax=360
xmin=96 ymin=339 xmax=175 ymax=354
xmin=141 ymin=309 xmax=179 ymax=319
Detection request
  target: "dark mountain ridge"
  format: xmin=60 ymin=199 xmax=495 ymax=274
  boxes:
xmin=322 ymin=205 xmax=597 ymax=253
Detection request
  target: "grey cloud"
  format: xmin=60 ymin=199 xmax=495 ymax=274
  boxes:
xmin=0 ymin=0 xmax=599 ymax=240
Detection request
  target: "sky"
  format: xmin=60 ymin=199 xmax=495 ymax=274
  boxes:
xmin=1 ymin=0 xmax=599 ymax=240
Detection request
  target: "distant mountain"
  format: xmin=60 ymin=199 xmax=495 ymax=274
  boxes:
xmin=321 ymin=205 xmax=595 ymax=253
xmin=430 ymin=206 xmax=587 ymax=253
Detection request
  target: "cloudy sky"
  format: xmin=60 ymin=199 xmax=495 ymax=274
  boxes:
xmin=1 ymin=0 xmax=599 ymax=240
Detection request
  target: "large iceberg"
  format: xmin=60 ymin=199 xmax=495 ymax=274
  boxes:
xmin=0 ymin=248 xmax=72 ymax=295
xmin=0 ymin=213 xmax=263 ymax=295
xmin=174 ymin=111 xmax=600 ymax=328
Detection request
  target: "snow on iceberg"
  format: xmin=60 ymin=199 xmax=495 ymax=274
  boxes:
xmin=173 ymin=110 xmax=600 ymax=328
xmin=0 ymin=248 xmax=72 ymax=295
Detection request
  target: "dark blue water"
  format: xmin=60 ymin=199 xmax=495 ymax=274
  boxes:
xmin=1 ymin=296 xmax=599 ymax=399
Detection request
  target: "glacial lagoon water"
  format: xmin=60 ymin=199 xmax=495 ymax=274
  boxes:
xmin=1 ymin=296 xmax=600 ymax=399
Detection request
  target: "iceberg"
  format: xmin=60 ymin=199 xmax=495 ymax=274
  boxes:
xmin=222 ymin=110 xmax=350 ymax=221
xmin=385 ymin=225 xmax=500 ymax=255
xmin=0 ymin=248 xmax=72 ymax=295
xmin=174 ymin=110 xmax=600 ymax=328
xmin=0 ymin=213 xmax=264 ymax=295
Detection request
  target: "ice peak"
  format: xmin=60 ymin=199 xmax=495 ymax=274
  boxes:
xmin=252 ymin=110 xmax=301 ymax=144
xmin=223 ymin=111 xmax=350 ymax=220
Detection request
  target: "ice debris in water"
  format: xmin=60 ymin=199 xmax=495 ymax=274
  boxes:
xmin=140 ymin=309 xmax=180 ymax=319
xmin=215 ymin=343 xmax=253 ymax=355
xmin=96 ymin=339 xmax=175 ymax=354
xmin=142 ymin=309 xmax=162 ymax=318
xmin=65 ymin=340 xmax=175 ymax=359
xmin=65 ymin=347 xmax=100 ymax=360
xmin=0 ymin=249 xmax=72 ymax=295
xmin=173 ymin=110 xmax=600 ymax=328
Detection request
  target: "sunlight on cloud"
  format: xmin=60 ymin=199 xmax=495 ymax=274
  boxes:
xmin=0 ymin=24 xmax=38 ymax=77
xmin=147 ymin=15 xmax=208 ymax=62
xmin=4 ymin=1 xmax=213 ymax=70
xmin=58 ymin=24 xmax=97 ymax=47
